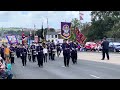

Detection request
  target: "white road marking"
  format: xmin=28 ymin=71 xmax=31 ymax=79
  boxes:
xmin=90 ymin=74 xmax=100 ymax=78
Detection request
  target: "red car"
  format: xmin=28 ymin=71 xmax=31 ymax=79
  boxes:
xmin=85 ymin=42 xmax=97 ymax=51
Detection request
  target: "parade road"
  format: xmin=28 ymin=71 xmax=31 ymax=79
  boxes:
xmin=12 ymin=52 xmax=120 ymax=79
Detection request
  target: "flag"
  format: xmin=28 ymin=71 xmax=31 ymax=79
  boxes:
xmin=79 ymin=12 xmax=84 ymax=20
xmin=22 ymin=29 xmax=25 ymax=39
xmin=41 ymin=23 xmax=44 ymax=39
xmin=22 ymin=29 xmax=25 ymax=45
xmin=47 ymin=18 xmax=49 ymax=34
xmin=75 ymin=27 xmax=86 ymax=44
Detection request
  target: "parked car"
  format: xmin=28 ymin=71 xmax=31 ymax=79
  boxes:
xmin=109 ymin=42 xmax=120 ymax=52
xmin=84 ymin=42 xmax=97 ymax=51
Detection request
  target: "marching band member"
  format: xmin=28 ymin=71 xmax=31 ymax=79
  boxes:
xmin=62 ymin=39 xmax=70 ymax=67
xmin=70 ymin=41 xmax=78 ymax=64
xmin=30 ymin=42 xmax=36 ymax=62
xmin=36 ymin=42 xmax=44 ymax=67
xmin=47 ymin=42 xmax=51 ymax=60
xmin=20 ymin=45 xmax=27 ymax=67
xmin=50 ymin=40 xmax=56 ymax=61
xmin=56 ymin=41 xmax=61 ymax=57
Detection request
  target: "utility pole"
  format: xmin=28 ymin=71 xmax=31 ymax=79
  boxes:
xmin=34 ymin=24 xmax=36 ymax=39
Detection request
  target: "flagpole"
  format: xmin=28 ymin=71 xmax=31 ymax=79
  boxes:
xmin=34 ymin=24 xmax=35 ymax=40
xmin=47 ymin=18 xmax=48 ymax=41
xmin=79 ymin=11 xmax=81 ymax=31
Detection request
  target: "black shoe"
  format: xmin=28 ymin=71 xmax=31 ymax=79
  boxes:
xmin=101 ymin=59 xmax=104 ymax=60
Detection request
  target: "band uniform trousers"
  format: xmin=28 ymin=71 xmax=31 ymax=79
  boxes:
xmin=71 ymin=50 xmax=77 ymax=64
xmin=102 ymin=49 xmax=109 ymax=60
xmin=1 ymin=53 xmax=5 ymax=60
xmin=57 ymin=48 xmax=61 ymax=57
xmin=32 ymin=51 xmax=36 ymax=62
xmin=38 ymin=53 xmax=43 ymax=67
xmin=63 ymin=52 xmax=70 ymax=67
xmin=21 ymin=55 xmax=27 ymax=66
xmin=16 ymin=51 xmax=20 ymax=58
xmin=28 ymin=54 xmax=31 ymax=62
xmin=48 ymin=52 xmax=51 ymax=60
xmin=51 ymin=50 xmax=55 ymax=60
xmin=44 ymin=53 xmax=47 ymax=63
xmin=11 ymin=57 xmax=14 ymax=64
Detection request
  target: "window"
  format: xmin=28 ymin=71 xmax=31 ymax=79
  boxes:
xmin=52 ymin=35 xmax=53 ymax=38
xmin=55 ymin=35 xmax=57 ymax=38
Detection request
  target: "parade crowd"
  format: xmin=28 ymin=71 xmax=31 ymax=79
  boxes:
xmin=0 ymin=37 xmax=109 ymax=79
xmin=0 ymin=39 xmax=78 ymax=79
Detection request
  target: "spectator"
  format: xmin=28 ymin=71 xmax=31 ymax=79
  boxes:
xmin=0 ymin=58 xmax=6 ymax=79
xmin=4 ymin=45 xmax=11 ymax=62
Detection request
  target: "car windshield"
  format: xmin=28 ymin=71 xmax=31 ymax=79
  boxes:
xmin=115 ymin=45 xmax=120 ymax=47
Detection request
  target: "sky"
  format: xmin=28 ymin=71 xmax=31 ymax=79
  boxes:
xmin=0 ymin=11 xmax=91 ymax=29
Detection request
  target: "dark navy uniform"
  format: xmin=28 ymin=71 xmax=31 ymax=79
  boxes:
xmin=70 ymin=42 xmax=78 ymax=64
xmin=62 ymin=42 xmax=70 ymax=67
xmin=0 ymin=47 xmax=5 ymax=60
xmin=36 ymin=43 xmax=44 ymax=67
xmin=56 ymin=43 xmax=61 ymax=57
xmin=27 ymin=48 xmax=32 ymax=62
xmin=101 ymin=38 xmax=109 ymax=60
xmin=50 ymin=42 xmax=56 ymax=60
xmin=9 ymin=46 xmax=15 ymax=64
xmin=16 ymin=46 xmax=21 ymax=58
xmin=30 ymin=44 xmax=36 ymax=62
xmin=47 ymin=43 xmax=51 ymax=60
xmin=20 ymin=46 xmax=27 ymax=66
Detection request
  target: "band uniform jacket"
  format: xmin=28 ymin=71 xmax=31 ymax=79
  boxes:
xmin=62 ymin=43 xmax=70 ymax=56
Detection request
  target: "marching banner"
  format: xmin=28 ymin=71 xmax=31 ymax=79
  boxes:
xmin=75 ymin=27 xmax=86 ymax=44
xmin=6 ymin=35 xmax=18 ymax=44
xmin=61 ymin=22 xmax=71 ymax=39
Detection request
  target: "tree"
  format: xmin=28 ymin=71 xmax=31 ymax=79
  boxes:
xmin=86 ymin=11 xmax=120 ymax=41
xmin=70 ymin=18 xmax=81 ymax=41
xmin=81 ymin=22 xmax=91 ymax=36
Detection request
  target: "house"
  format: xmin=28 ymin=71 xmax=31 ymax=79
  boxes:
xmin=46 ymin=32 xmax=59 ymax=42
xmin=46 ymin=30 xmax=64 ymax=44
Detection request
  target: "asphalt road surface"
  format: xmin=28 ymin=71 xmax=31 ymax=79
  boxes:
xmin=12 ymin=52 xmax=120 ymax=79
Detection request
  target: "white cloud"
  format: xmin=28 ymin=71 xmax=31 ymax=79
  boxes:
xmin=0 ymin=11 xmax=91 ymax=29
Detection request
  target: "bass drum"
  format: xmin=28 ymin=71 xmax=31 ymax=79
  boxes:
xmin=52 ymin=49 xmax=56 ymax=54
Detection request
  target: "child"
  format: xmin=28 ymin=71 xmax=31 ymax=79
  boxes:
xmin=5 ymin=60 xmax=13 ymax=79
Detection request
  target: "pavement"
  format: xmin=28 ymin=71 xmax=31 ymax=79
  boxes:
xmin=12 ymin=52 xmax=120 ymax=79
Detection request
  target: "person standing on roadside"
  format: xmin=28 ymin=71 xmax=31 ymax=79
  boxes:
xmin=0 ymin=44 xmax=5 ymax=60
xmin=4 ymin=45 xmax=11 ymax=62
xmin=101 ymin=37 xmax=110 ymax=60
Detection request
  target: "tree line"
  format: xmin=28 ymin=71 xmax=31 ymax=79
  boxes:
xmin=71 ymin=11 xmax=120 ymax=42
